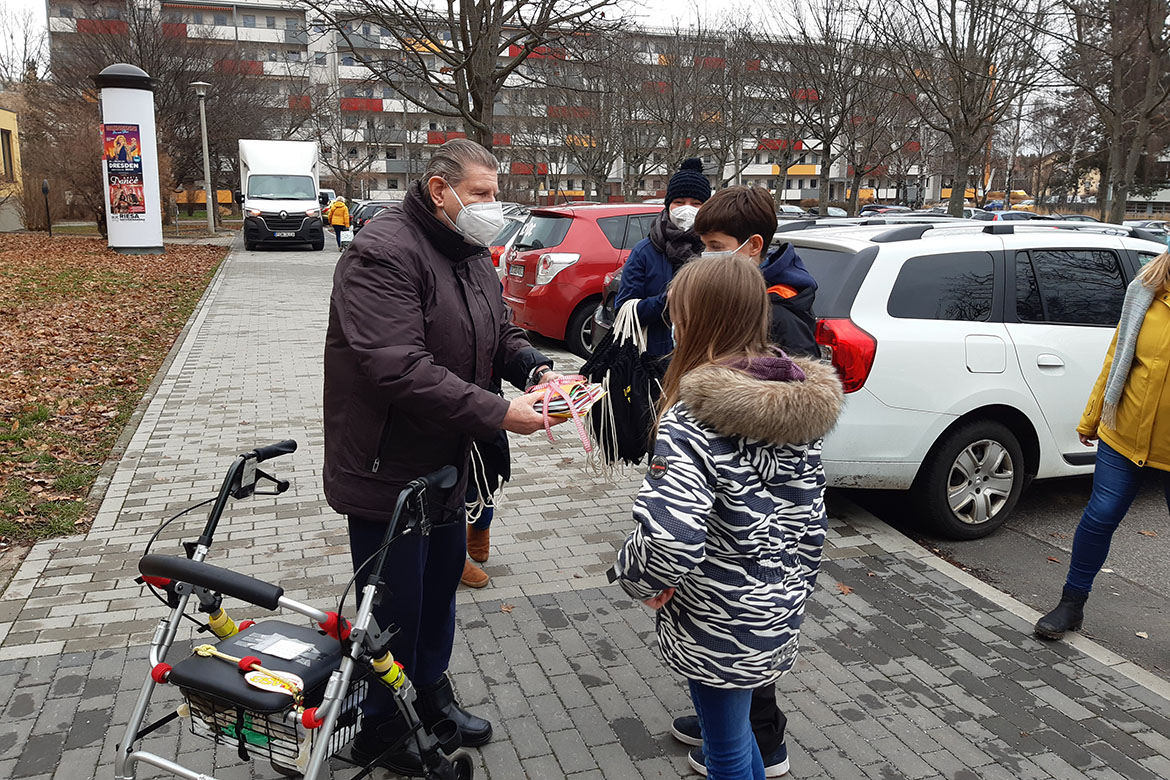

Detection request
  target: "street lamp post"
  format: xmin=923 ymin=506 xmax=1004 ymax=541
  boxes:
xmin=190 ymin=81 xmax=214 ymax=234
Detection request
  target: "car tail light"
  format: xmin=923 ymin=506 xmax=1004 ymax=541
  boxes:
xmin=490 ymin=246 xmax=504 ymax=266
xmin=815 ymin=319 xmax=876 ymax=393
xmin=534 ymin=253 xmax=581 ymax=286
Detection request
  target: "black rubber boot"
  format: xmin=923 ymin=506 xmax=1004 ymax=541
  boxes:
xmin=1034 ymin=586 xmax=1089 ymax=640
xmin=350 ymin=712 xmax=426 ymax=777
xmin=416 ymin=673 xmax=493 ymax=747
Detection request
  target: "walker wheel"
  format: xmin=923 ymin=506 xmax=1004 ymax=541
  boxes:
xmin=451 ymin=750 xmax=474 ymax=780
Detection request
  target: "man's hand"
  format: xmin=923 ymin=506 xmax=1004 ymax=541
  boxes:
xmin=1079 ymin=432 xmax=1098 ymax=447
xmin=643 ymin=588 xmax=675 ymax=610
xmin=502 ymin=391 xmax=566 ymax=435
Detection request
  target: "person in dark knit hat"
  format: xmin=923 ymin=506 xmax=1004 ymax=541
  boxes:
xmin=615 ymin=157 xmax=712 ymax=359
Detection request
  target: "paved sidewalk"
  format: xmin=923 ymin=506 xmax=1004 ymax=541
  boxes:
xmin=2 ymin=243 xmax=1170 ymax=779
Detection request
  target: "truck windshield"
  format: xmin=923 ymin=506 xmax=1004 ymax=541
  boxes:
xmin=247 ymin=175 xmax=315 ymax=200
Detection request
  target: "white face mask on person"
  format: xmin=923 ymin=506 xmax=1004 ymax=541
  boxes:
xmin=701 ymin=238 xmax=749 ymax=262
xmin=438 ymin=178 xmax=506 ymax=247
xmin=668 ymin=204 xmax=700 ymax=231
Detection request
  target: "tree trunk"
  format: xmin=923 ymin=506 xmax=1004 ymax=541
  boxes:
xmin=818 ymin=153 xmax=832 ymax=211
xmin=948 ymin=150 xmax=969 ymax=217
xmin=848 ymin=172 xmax=865 ymax=215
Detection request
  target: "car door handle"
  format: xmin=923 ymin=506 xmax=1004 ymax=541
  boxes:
xmin=1037 ymin=354 xmax=1065 ymax=368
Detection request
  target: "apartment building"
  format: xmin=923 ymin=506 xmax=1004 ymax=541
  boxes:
xmin=47 ymin=0 xmax=931 ymax=205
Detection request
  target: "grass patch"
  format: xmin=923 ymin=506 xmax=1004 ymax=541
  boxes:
xmin=0 ymin=234 xmax=227 ymax=543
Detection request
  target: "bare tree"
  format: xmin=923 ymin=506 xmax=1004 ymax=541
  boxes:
xmin=841 ymin=80 xmax=921 ymax=214
xmin=1041 ymin=1 xmax=1170 ymax=222
xmin=695 ymin=25 xmax=766 ymax=188
xmin=0 ymin=8 xmax=47 ymax=88
xmin=867 ymin=0 xmax=1048 ymax=216
xmin=304 ymin=0 xmax=618 ymax=150
xmin=763 ymin=0 xmax=875 ymax=211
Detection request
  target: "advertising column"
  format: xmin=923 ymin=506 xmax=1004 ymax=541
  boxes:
xmin=92 ymin=64 xmax=164 ymax=254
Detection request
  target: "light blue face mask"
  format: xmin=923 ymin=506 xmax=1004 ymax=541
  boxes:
xmin=701 ymin=238 xmax=749 ymax=262
xmin=670 ymin=322 xmax=676 ymax=345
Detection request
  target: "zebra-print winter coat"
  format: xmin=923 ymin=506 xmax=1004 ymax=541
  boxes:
xmin=614 ymin=354 xmax=844 ymax=689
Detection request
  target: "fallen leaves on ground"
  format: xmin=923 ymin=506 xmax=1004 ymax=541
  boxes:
xmin=1047 ymin=556 xmax=1060 ymax=563
xmin=836 ymin=583 xmax=854 ymax=595
xmin=1138 ymin=530 xmax=1158 ymax=538
xmin=500 ymin=604 xmax=514 ymax=613
xmin=0 ymin=234 xmax=225 ymax=542
xmin=1136 ymin=631 xmax=1149 ymax=639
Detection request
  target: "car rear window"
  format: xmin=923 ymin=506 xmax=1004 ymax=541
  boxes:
xmin=515 ymin=215 xmax=571 ymax=250
xmin=887 ymin=252 xmax=995 ymax=321
xmin=787 ymin=245 xmax=878 ymax=318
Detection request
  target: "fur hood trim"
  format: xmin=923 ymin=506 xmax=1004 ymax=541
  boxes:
xmin=679 ymin=357 xmax=844 ymax=444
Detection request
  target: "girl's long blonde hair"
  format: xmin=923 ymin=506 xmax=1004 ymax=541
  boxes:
xmin=658 ymin=255 xmax=773 ymax=420
xmin=1138 ymin=249 xmax=1170 ymax=290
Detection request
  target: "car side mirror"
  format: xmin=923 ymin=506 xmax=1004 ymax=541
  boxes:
xmin=234 ymin=190 xmax=244 ymax=204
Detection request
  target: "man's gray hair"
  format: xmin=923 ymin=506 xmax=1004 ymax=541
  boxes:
xmin=423 ymin=138 xmax=498 ymax=186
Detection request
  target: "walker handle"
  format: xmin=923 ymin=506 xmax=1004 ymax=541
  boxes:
xmin=139 ymin=554 xmax=284 ymax=610
xmin=250 ymin=440 xmax=297 ymax=463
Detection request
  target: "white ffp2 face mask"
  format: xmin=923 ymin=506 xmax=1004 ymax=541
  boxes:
xmin=669 ymin=204 xmax=700 ymax=231
xmin=701 ymin=238 xmax=749 ymax=262
xmin=440 ymin=179 xmax=506 ymax=247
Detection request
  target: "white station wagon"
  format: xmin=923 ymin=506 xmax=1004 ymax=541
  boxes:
xmin=784 ymin=220 xmax=1165 ymax=538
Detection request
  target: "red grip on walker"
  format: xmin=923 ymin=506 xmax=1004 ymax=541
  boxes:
xmin=238 ymin=656 xmax=261 ymax=672
xmin=238 ymin=620 xmax=255 ymax=630
xmin=151 ymin=663 xmax=172 ymax=684
xmin=142 ymin=576 xmax=171 ymax=588
xmin=319 ymin=612 xmax=352 ymax=641
xmin=301 ymin=707 xmax=325 ymax=729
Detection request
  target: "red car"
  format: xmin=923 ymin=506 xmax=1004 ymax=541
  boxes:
xmin=502 ymin=203 xmax=661 ymax=358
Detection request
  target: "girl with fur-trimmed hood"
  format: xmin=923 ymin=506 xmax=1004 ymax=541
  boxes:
xmin=613 ymin=255 xmax=843 ymax=780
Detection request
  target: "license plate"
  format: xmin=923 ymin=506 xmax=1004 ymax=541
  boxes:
xmin=508 ymin=263 xmax=525 ymax=277
xmin=274 ymin=231 xmax=295 ymax=238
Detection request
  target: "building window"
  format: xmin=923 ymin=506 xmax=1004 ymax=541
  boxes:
xmin=213 ymin=13 xmax=227 ymax=26
xmin=383 ymin=86 xmax=393 ymax=98
xmin=388 ymin=179 xmax=399 ymax=189
xmin=380 ymin=26 xmax=390 ymax=37
xmin=341 ymin=54 xmax=355 ymax=66
xmin=385 ymin=148 xmax=398 ymax=159
xmin=428 ymin=121 xmax=437 ymax=130
xmin=266 ymin=16 xmax=276 ymax=28
xmin=105 ymin=8 xmax=122 ymax=19
xmin=314 ymin=52 xmax=326 ymax=65
xmin=362 ymin=24 xmax=371 ymax=36
xmin=1 ymin=130 xmax=14 ymax=182
xmin=287 ymin=50 xmax=301 ymax=61
xmin=192 ymin=12 xmax=203 ymax=24
xmin=242 ymin=15 xmax=255 ymax=27
xmin=347 ymin=148 xmax=358 ymax=158
xmin=58 ymin=6 xmax=73 ymax=18
xmin=809 ymin=178 xmax=817 ymax=189
xmin=268 ymin=50 xmax=279 ymax=62
xmin=286 ymin=18 xmax=298 ymax=30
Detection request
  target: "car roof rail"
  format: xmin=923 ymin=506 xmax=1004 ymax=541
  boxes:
xmin=871 ymin=224 xmax=936 ymax=242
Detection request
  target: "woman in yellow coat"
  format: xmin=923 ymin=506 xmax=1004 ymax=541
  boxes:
xmin=326 ymin=197 xmax=350 ymax=249
xmin=1035 ymin=250 xmax=1170 ymax=640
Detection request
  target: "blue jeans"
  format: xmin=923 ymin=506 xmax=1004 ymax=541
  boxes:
xmin=688 ymin=681 xmax=765 ymax=780
xmin=1066 ymin=441 xmax=1170 ymax=594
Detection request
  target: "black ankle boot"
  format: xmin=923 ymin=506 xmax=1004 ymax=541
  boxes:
xmin=1034 ymin=586 xmax=1089 ymax=640
xmin=416 ymin=673 xmax=493 ymax=747
xmin=350 ymin=712 xmax=426 ymax=777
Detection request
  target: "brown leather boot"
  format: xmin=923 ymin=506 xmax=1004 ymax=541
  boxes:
xmin=467 ymin=525 xmax=490 ymax=563
xmin=460 ymin=559 xmax=489 ymax=589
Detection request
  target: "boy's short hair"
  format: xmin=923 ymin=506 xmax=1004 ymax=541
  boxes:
xmin=694 ymin=186 xmax=778 ymax=249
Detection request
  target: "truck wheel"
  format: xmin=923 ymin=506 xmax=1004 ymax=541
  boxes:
xmin=565 ymin=299 xmax=599 ymax=359
xmin=311 ymin=238 xmax=325 ymax=251
xmin=245 ymin=241 xmax=256 ymax=251
xmin=911 ymin=419 xmax=1025 ymax=540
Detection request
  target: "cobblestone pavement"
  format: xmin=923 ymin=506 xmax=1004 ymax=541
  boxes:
xmin=2 ymin=242 xmax=1170 ymax=779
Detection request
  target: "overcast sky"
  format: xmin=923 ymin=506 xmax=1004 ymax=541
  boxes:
xmin=9 ymin=0 xmax=735 ymax=36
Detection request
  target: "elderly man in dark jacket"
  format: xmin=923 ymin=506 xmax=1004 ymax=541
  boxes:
xmin=323 ymin=138 xmax=557 ymax=774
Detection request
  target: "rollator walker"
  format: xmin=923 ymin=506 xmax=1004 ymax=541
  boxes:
xmin=114 ymin=440 xmax=474 ymax=780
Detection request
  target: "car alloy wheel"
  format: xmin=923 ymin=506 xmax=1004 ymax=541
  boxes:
xmin=946 ymin=439 xmax=1015 ymax=526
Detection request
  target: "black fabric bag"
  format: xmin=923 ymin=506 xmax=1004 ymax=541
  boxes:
xmin=580 ymin=300 xmax=665 ymax=467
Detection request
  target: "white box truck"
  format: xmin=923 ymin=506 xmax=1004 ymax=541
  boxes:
xmin=236 ymin=140 xmax=326 ymax=251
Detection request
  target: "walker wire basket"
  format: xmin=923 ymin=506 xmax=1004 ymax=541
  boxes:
xmin=168 ymin=620 xmax=366 ymax=775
